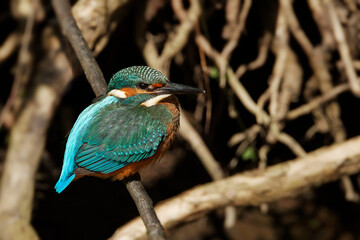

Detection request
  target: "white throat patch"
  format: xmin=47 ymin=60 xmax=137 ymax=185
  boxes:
xmin=141 ymin=94 xmax=171 ymax=107
xmin=107 ymin=89 xmax=127 ymax=98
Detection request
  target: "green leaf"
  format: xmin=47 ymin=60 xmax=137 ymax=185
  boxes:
xmin=209 ymin=66 xmax=219 ymax=79
xmin=241 ymin=147 xmax=257 ymax=162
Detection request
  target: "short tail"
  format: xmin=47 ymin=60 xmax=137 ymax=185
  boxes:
xmin=55 ymin=174 xmax=75 ymax=193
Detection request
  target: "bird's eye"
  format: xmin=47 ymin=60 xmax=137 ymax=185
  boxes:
xmin=138 ymin=82 xmax=149 ymax=90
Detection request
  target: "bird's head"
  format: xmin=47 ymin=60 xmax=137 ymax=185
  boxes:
xmin=107 ymin=66 xmax=204 ymax=106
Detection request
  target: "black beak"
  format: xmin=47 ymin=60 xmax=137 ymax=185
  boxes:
xmin=153 ymin=81 xmax=205 ymax=95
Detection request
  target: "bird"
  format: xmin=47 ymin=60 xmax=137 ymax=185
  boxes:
xmin=55 ymin=66 xmax=204 ymax=193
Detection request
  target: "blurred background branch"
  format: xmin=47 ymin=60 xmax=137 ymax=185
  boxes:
xmin=0 ymin=14 xmax=73 ymax=240
xmin=112 ymin=134 xmax=360 ymax=240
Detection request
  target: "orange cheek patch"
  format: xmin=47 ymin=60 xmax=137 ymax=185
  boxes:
xmin=152 ymin=83 xmax=163 ymax=88
xmin=120 ymin=87 xmax=148 ymax=97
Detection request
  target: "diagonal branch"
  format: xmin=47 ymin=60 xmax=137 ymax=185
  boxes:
xmin=51 ymin=0 xmax=166 ymax=239
xmin=286 ymin=83 xmax=350 ymax=121
xmin=326 ymin=1 xmax=360 ymax=97
xmin=111 ymin=135 xmax=360 ymax=240
xmin=51 ymin=0 xmax=107 ymax=97
xmin=124 ymin=175 xmax=166 ymax=240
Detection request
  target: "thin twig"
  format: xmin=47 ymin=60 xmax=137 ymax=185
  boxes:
xmin=287 ymin=83 xmax=350 ymax=120
xmin=341 ymin=173 xmax=360 ymax=202
xmin=269 ymin=8 xmax=288 ymax=119
xmin=0 ymin=32 xmax=20 ymax=63
xmin=196 ymin=29 xmax=212 ymax=134
xmin=124 ymin=174 xmax=166 ymax=240
xmin=179 ymin=114 xmax=224 ymax=181
xmin=228 ymin=124 xmax=261 ymax=147
xmin=265 ymin=7 xmax=292 ymax=145
xmin=196 ymin=34 xmax=270 ymax=124
xmin=222 ymin=0 xmax=240 ymax=40
xmin=171 ymin=0 xmax=187 ymax=22
xmin=307 ymin=0 xmax=335 ymax=49
xmin=247 ymin=31 xmax=272 ymax=70
xmin=277 ymin=50 xmax=303 ymax=120
xmin=221 ymin=0 xmax=252 ymax=60
xmin=327 ymin=1 xmax=360 ymax=97
xmin=234 ymin=31 xmax=272 ymax=81
xmin=303 ymin=76 xmax=330 ymax=137
xmin=277 ymin=132 xmax=307 ymax=157
xmin=280 ymin=0 xmax=314 ymax=56
xmin=161 ymin=0 xmax=201 ymax=63
xmin=145 ymin=0 xmax=201 ymax=75
xmin=51 ymin=0 xmax=166 ymax=239
xmin=219 ymin=0 xmax=252 ymax=87
xmin=226 ymin=67 xmax=270 ymax=124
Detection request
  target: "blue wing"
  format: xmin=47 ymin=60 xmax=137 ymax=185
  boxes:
xmin=55 ymin=96 xmax=170 ymax=193
xmin=74 ymin=101 xmax=168 ymax=173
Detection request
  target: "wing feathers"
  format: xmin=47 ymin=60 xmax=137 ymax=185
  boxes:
xmin=73 ymin=101 xmax=171 ymax=175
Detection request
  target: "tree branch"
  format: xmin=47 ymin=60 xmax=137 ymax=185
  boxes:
xmin=327 ymin=1 xmax=360 ymax=97
xmin=51 ymin=0 xmax=166 ymax=239
xmin=51 ymin=0 xmax=107 ymax=97
xmin=124 ymin=174 xmax=166 ymax=240
xmin=111 ymin=135 xmax=360 ymax=240
xmin=286 ymin=83 xmax=350 ymax=121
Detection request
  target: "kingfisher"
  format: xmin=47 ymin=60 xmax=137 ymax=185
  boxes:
xmin=55 ymin=66 xmax=204 ymax=193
